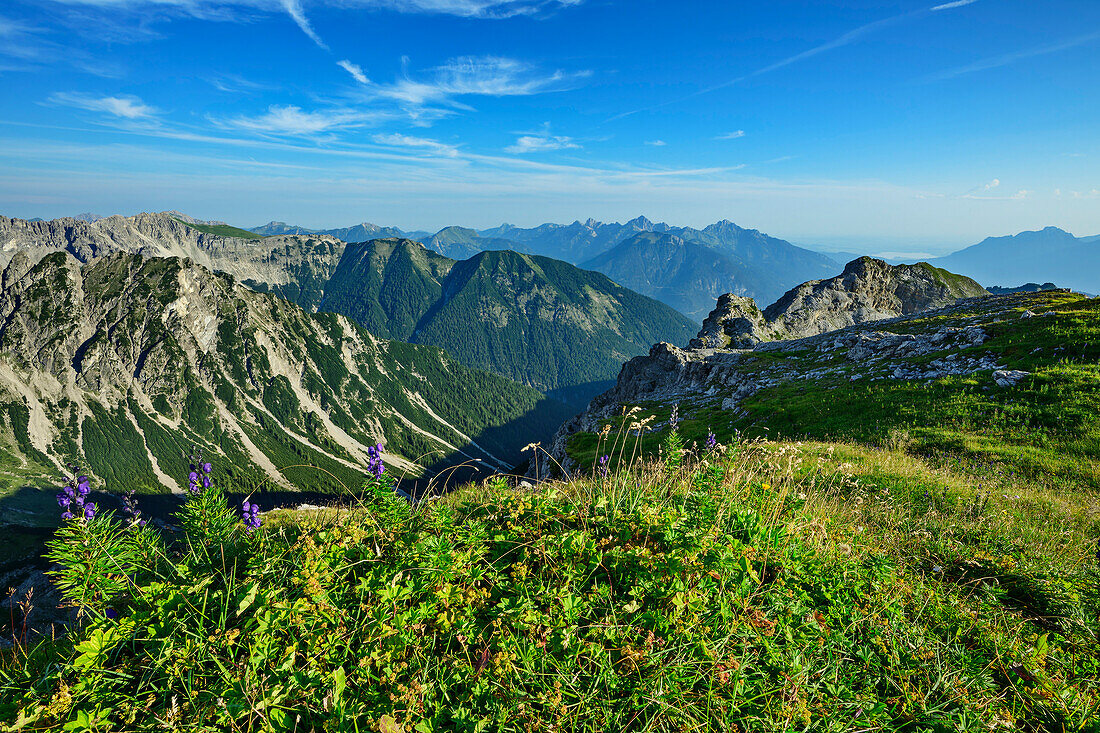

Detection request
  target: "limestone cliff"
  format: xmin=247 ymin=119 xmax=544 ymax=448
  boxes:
xmin=0 ymin=212 xmax=344 ymax=311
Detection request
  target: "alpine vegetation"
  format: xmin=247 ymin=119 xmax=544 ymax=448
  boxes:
xmin=2 ymin=423 xmax=1097 ymax=730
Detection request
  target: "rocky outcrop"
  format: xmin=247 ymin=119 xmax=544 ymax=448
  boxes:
xmin=762 ymin=257 xmax=989 ymax=339
xmin=689 ymin=294 xmax=768 ymax=349
xmin=0 ymin=212 xmax=345 ymax=311
xmin=687 ymin=257 xmax=989 ymax=350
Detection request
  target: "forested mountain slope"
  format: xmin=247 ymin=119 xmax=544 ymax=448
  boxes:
xmin=0 ymin=251 xmax=569 ymax=496
xmin=318 ymin=239 xmax=698 ymax=404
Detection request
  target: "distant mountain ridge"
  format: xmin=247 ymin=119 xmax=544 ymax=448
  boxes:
xmin=923 ymin=226 xmax=1099 ymax=294
xmin=251 ymin=215 xmax=840 ymax=318
xmin=317 ymin=238 xmax=698 ymax=404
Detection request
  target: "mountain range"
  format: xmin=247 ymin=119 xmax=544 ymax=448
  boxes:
xmin=248 ymin=215 xmax=842 ymax=319
xmin=922 ymin=226 xmax=1100 ymax=294
xmin=317 ymin=238 xmax=697 ymax=404
xmin=0 ymin=213 xmax=696 ymax=408
xmin=0 ymin=250 xmax=571 ymax=495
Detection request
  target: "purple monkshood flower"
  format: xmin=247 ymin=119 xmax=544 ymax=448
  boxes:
xmin=366 ymin=443 xmax=385 ymax=479
xmin=58 ymin=471 xmax=94 ymax=522
xmin=241 ymin=499 xmax=262 ymax=532
xmin=120 ymin=489 xmax=145 ymax=528
xmin=598 ymin=454 xmax=610 ymax=477
xmin=706 ymin=431 xmax=718 ymax=450
xmin=105 ymin=608 xmax=119 ymax=620
xmin=185 ymin=453 xmax=212 ymax=495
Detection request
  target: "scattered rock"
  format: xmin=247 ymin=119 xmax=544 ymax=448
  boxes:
xmin=992 ymin=370 xmax=1030 ymax=388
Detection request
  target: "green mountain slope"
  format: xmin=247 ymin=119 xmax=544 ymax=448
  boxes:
xmin=0 ymin=251 xmax=570 ymax=497
xmin=318 ymin=239 xmax=698 ymax=404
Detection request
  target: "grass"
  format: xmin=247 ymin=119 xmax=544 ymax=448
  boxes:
xmin=2 ymin=433 xmax=1097 ymax=731
xmin=170 ymin=218 xmax=264 ymax=240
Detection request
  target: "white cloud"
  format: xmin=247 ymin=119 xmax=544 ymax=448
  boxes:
xmin=372 ymin=132 xmax=458 ymax=156
xmin=930 ymin=0 xmax=978 ymax=11
xmin=223 ymin=104 xmax=381 ymax=135
xmin=983 ymin=178 xmax=1000 ymax=190
xmin=505 ymin=132 xmax=580 ymax=154
xmin=280 ymin=0 xmax=328 ymax=48
xmin=1012 ymin=189 xmax=1030 ymax=200
xmin=338 ymin=59 xmax=369 ymax=84
xmin=716 ymin=130 xmax=745 ymax=140
xmin=39 ymin=0 xmax=584 ymax=19
xmin=376 ymin=56 xmax=587 ymax=109
xmin=644 ymin=140 xmax=666 ymax=146
xmin=49 ymin=92 xmax=159 ymax=119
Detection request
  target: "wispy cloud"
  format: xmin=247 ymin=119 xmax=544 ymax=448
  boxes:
xmin=39 ymin=0 xmax=584 ymax=20
xmin=279 ymin=0 xmax=328 ymax=48
xmin=222 ymin=104 xmax=384 ymax=135
xmin=930 ymin=0 xmax=979 ymax=11
xmin=48 ymin=92 xmax=159 ymax=119
xmin=716 ymin=130 xmax=745 ymax=140
xmin=925 ymin=31 xmax=1100 ymax=81
xmin=505 ymin=131 xmax=580 ymax=154
xmin=372 ymin=132 xmax=458 ymax=156
xmin=644 ymin=140 xmax=666 ymax=146
xmin=338 ymin=59 xmax=369 ymax=84
xmin=346 ymin=0 xmax=585 ymax=17
xmin=376 ymin=56 xmax=587 ymax=109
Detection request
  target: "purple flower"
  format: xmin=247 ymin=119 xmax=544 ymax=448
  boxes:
xmin=366 ymin=443 xmax=385 ymax=479
xmin=202 ymin=462 xmax=212 ymax=474
xmin=120 ymin=489 xmax=143 ymax=528
xmin=188 ymin=471 xmax=199 ymax=482
xmin=105 ymin=608 xmax=119 ymax=620
xmin=57 ymin=471 xmax=91 ymax=521
xmin=202 ymin=476 xmax=211 ymax=489
xmin=598 ymin=454 xmax=610 ymax=477
xmin=83 ymin=503 xmax=96 ymax=521
xmin=241 ymin=499 xmax=261 ymax=532
xmin=706 ymin=432 xmax=717 ymax=450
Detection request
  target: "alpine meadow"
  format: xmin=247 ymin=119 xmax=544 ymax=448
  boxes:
xmin=1 ymin=1 xmax=1099 ymax=732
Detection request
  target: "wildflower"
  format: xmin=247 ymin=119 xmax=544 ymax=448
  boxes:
xmin=57 ymin=470 xmax=91 ymax=522
xmin=120 ymin=490 xmax=146 ymax=528
xmin=669 ymin=404 xmax=680 ymax=431
xmin=705 ymin=431 xmax=717 ymax=450
xmin=83 ymin=503 xmax=96 ymax=521
xmin=105 ymin=608 xmax=119 ymax=621
xmin=366 ymin=443 xmax=385 ymax=479
xmin=241 ymin=500 xmax=262 ymax=532
xmin=598 ymin=455 xmax=610 ymax=477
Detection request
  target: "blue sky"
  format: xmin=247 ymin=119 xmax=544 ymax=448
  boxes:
xmin=1 ymin=0 xmax=1098 ymax=253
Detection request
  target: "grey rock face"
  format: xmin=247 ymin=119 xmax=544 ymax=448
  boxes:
xmin=688 ymin=294 xmax=767 ymax=349
xmin=682 ymin=257 xmax=988 ymax=355
xmin=0 ymin=212 xmax=345 ymax=311
xmin=762 ymin=257 xmax=988 ymax=340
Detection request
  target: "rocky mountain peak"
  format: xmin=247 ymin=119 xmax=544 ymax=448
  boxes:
xmin=688 ymin=294 xmax=766 ymax=349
